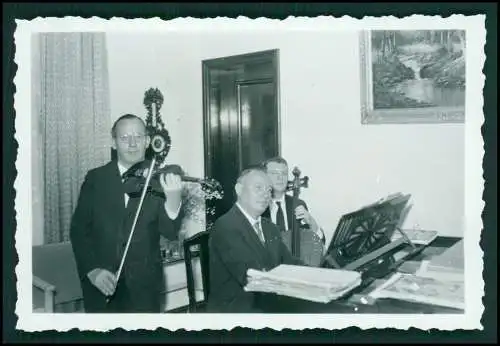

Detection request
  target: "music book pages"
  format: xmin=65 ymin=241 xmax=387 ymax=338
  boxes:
xmin=369 ymin=272 xmax=465 ymax=310
xmin=391 ymin=229 xmax=439 ymax=246
xmin=244 ymin=265 xmax=362 ymax=303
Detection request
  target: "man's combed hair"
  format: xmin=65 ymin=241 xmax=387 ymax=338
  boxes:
xmin=111 ymin=114 xmax=147 ymax=138
xmin=236 ymin=165 xmax=268 ymax=184
xmin=261 ymin=156 xmax=288 ymax=170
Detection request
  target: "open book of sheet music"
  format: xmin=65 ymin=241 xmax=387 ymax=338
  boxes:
xmin=369 ymin=272 xmax=464 ymax=310
xmin=369 ymin=241 xmax=465 ymax=310
xmin=391 ymin=229 xmax=439 ymax=246
xmin=244 ymin=265 xmax=362 ymax=303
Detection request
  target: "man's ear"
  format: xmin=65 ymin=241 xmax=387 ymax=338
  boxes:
xmin=145 ymin=135 xmax=151 ymax=148
xmin=235 ymin=182 xmax=242 ymax=197
xmin=111 ymin=138 xmax=117 ymax=150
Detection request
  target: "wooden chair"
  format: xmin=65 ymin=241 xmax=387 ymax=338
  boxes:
xmin=32 ymin=241 xmax=84 ymax=313
xmin=182 ymin=231 xmax=210 ymax=312
xmin=33 ymin=276 xmax=56 ymax=313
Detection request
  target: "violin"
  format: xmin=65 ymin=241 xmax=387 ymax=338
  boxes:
xmin=106 ymin=129 xmax=222 ymax=305
xmin=122 ymin=160 xmax=223 ymax=198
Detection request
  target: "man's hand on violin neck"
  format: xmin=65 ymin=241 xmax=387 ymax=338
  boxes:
xmin=160 ymin=172 xmax=183 ymax=211
xmin=159 ymin=173 xmax=182 ymax=193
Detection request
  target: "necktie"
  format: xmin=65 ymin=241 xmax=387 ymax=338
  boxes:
xmin=121 ymin=177 xmax=129 ymax=207
xmin=254 ymin=222 xmax=265 ymax=244
xmin=276 ymin=201 xmax=286 ymax=231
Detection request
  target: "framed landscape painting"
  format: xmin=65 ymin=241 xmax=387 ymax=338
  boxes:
xmin=359 ymin=30 xmax=466 ymax=124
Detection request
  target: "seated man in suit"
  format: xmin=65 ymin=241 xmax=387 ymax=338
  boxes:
xmin=207 ymin=166 xmax=304 ymax=313
xmin=261 ymin=156 xmax=325 ymax=266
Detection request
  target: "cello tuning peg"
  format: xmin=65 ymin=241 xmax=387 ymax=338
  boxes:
xmin=302 ymin=176 xmax=309 ymax=187
xmin=292 ymin=166 xmax=301 ymax=176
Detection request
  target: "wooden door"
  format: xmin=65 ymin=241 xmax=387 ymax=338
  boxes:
xmin=202 ymin=49 xmax=280 ymax=223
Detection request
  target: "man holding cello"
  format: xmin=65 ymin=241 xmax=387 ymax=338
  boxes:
xmin=261 ymin=156 xmax=326 ymax=267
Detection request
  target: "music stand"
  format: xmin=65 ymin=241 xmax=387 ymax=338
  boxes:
xmin=321 ymin=193 xmax=419 ymax=278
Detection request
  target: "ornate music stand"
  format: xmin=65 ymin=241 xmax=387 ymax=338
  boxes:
xmin=321 ymin=193 xmax=426 ymax=289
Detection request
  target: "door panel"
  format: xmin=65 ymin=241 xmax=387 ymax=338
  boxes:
xmin=203 ymin=50 xmax=280 ymax=222
xmin=214 ymin=74 xmax=239 ymax=214
xmin=237 ymin=81 xmax=277 ymax=168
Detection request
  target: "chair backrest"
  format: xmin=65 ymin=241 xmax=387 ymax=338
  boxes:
xmin=183 ymin=231 xmax=210 ymax=312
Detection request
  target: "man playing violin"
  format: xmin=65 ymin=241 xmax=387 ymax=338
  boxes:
xmin=70 ymin=113 xmax=183 ymax=313
xmin=261 ymin=156 xmax=326 ymax=267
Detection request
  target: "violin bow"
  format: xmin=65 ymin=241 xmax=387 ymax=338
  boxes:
xmin=106 ymin=156 xmax=157 ymax=303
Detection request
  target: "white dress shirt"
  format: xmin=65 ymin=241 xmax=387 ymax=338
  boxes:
xmin=269 ymin=196 xmax=289 ymax=231
xmin=118 ymin=162 xmax=180 ymax=219
xmin=269 ymin=195 xmax=325 ymax=241
xmin=236 ymin=203 xmax=265 ymax=243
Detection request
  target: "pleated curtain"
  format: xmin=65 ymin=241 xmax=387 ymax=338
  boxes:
xmin=36 ymin=32 xmax=111 ymax=243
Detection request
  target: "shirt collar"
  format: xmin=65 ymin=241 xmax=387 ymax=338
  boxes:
xmin=117 ymin=161 xmax=128 ymax=178
xmin=236 ymin=202 xmax=261 ymax=226
xmin=272 ymin=194 xmax=286 ymax=206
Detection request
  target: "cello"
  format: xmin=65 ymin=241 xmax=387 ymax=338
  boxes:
xmin=286 ymin=167 xmax=309 ymax=259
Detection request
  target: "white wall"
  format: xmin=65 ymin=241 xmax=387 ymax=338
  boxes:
xmin=105 ymin=30 xmax=465 ymax=244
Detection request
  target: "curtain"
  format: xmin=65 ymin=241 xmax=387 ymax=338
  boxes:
xmin=38 ymin=33 xmax=111 ymax=244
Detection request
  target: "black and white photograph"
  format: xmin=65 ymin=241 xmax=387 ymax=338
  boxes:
xmin=13 ymin=15 xmax=485 ymax=331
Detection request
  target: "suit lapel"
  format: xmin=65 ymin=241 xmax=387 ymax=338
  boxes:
xmin=262 ymin=207 xmax=271 ymax=220
xmin=231 ymin=207 xmax=269 ymax=262
xmin=261 ymin=219 xmax=281 ymax=265
xmin=104 ymin=162 xmax=129 ymax=239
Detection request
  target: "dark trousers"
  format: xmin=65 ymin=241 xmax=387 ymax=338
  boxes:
xmin=83 ymin=278 xmax=162 ymax=313
xmin=103 ymin=279 xmax=133 ymax=313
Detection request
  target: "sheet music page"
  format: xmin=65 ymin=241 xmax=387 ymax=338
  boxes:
xmin=369 ymin=272 xmax=465 ymax=310
xmin=248 ymin=264 xmax=361 ymax=287
xmin=246 ymin=265 xmax=362 ymax=303
xmin=391 ymin=229 xmax=439 ymax=245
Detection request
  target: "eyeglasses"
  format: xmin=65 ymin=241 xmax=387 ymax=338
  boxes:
xmin=268 ymin=170 xmax=288 ymax=177
xmin=252 ymin=185 xmax=273 ymax=194
xmin=117 ymin=134 xmax=147 ymax=143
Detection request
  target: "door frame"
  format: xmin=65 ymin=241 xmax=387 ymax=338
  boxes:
xmin=201 ymin=49 xmax=281 ymax=179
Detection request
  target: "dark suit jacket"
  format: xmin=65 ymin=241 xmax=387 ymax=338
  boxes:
xmin=207 ymin=205 xmax=303 ymax=313
xmin=69 ymin=160 xmax=182 ymax=313
xmin=262 ymin=195 xmax=325 ymax=267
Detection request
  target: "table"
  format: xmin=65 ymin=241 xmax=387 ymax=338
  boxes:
xmin=256 ymin=236 xmax=465 ymax=314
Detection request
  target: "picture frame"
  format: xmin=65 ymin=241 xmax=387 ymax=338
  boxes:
xmin=359 ymin=30 xmax=466 ymax=124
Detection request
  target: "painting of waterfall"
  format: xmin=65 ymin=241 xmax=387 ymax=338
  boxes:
xmin=360 ymin=30 xmax=466 ymax=124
